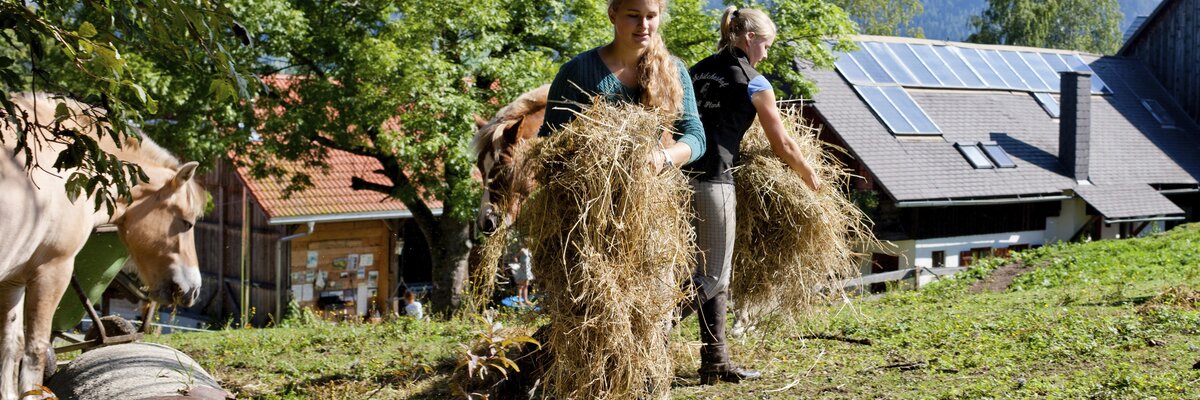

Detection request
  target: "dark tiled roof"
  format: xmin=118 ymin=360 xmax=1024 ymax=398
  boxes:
xmin=808 ymin=37 xmax=1200 ymax=207
xmin=1075 ymin=184 xmax=1184 ymax=220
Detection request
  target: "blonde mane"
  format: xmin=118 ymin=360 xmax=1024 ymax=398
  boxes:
xmin=471 ymin=85 xmax=550 ymax=162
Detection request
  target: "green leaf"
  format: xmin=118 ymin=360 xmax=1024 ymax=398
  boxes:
xmin=54 ymin=102 xmax=70 ymax=122
xmin=78 ymin=21 xmax=98 ymax=39
xmin=65 ymin=173 xmax=87 ymax=203
xmin=209 ymin=78 xmax=232 ymax=102
xmin=127 ymin=82 xmax=148 ymax=104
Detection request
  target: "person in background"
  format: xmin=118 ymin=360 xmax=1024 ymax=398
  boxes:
xmin=684 ymin=5 xmax=821 ymax=385
xmin=515 ymin=246 xmax=534 ymax=305
xmin=403 ymin=290 xmax=423 ymax=320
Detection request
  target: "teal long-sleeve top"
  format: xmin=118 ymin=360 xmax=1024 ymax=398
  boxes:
xmin=537 ymin=48 xmax=706 ymax=164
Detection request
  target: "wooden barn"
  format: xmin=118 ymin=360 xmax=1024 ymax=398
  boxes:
xmin=191 ymin=149 xmax=437 ymax=326
xmin=1120 ymin=0 xmax=1200 ymax=125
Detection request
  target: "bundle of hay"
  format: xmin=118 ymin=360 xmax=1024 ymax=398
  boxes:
xmin=517 ymin=100 xmax=695 ymax=399
xmin=469 ymin=223 xmax=513 ymax=312
xmin=731 ymin=108 xmax=875 ymax=320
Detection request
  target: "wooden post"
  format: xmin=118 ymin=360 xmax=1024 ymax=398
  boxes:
xmin=913 ymin=265 xmax=921 ymax=290
xmin=241 ymin=189 xmax=250 ymax=326
xmin=216 ymin=161 xmax=226 ymax=318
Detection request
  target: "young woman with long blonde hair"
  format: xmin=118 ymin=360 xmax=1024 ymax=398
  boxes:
xmin=539 ymin=0 xmax=705 ymax=171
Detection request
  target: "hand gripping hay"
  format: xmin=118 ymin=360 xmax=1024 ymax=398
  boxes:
xmin=517 ymin=100 xmax=695 ymax=399
xmin=731 ymin=108 xmax=876 ymax=320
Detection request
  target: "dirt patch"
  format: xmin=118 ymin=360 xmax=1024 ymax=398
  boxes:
xmin=968 ymin=262 xmax=1033 ymax=294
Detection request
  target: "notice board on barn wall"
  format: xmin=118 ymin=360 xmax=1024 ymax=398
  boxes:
xmin=288 ymin=220 xmax=391 ymax=317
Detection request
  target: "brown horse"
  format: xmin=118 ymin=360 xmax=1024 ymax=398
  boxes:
xmin=472 ymin=85 xmax=549 ymax=234
xmin=0 ymin=93 xmax=206 ymax=397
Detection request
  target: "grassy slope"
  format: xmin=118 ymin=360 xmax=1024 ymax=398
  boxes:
xmin=149 ymin=224 xmax=1200 ymax=399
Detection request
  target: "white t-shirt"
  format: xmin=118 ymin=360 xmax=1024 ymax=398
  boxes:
xmin=405 ymin=302 xmax=424 ymax=320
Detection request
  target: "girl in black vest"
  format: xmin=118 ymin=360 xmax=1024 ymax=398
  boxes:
xmin=685 ymin=6 xmax=821 ymax=384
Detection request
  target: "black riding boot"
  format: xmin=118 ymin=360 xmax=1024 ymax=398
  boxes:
xmin=698 ymin=292 xmax=761 ymax=384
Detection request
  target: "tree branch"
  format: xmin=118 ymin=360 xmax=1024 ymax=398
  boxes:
xmin=310 ymin=134 xmax=384 ymax=160
xmin=289 ymin=51 xmax=325 ymax=79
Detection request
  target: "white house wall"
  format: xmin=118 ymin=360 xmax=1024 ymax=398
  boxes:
xmin=1045 ymin=197 xmax=1091 ymax=243
xmin=911 ymin=230 xmax=1046 ymax=269
xmin=868 ymin=197 xmax=1119 ymax=288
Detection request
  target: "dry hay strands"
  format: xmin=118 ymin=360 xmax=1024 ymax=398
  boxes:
xmin=731 ymin=108 xmax=879 ymax=320
xmin=469 ymin=219 xmax=512 ymax=313
xmin=517 ymin=99 xmax=694 ymax=399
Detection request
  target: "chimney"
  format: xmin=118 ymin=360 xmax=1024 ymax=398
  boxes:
xmin=1059 ymin=70 xmax=1092 ymax=183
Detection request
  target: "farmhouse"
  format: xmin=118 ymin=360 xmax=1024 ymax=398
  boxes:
xmin=801 ymin=35 xmax=1200 ymax=282
xmin=191 ymin=151 xmax=437 ymax=326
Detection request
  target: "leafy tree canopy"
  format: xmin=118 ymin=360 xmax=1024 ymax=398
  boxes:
xmin=968 ymin=0 xmax=1124 ymax=54
xmin=832 ymin=0 xmax=925 ymax=37
xmin=0 ymin=0 xmax=256 ymax=212
xmin=2 ymin=0 xmax=860 ymax=313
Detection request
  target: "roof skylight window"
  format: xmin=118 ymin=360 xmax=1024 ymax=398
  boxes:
xmin=1032 ymin=92 xmax=1060 ymax=118
xmin=956 ymin=142 xmax=1018 ymax=169
xmin=1141 ymin=99 xmax=1176 ymax=129
xmin=980 ymin=142 xmax=1017 ymax=168
xmin=956 ymin=142 xmax=994 ymax=169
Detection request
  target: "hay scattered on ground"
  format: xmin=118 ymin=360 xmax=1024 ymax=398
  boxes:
xmin=731 ymin=108 xmax=876 ymax=320
xmin=517 ymin=100 xmax=695 ymax=399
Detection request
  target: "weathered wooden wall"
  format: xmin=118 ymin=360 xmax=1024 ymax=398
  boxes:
xmin=193 ymin=159 xmax=285 ymax=327
xmin=1123 ymin=0 xmax=1200 ymax=125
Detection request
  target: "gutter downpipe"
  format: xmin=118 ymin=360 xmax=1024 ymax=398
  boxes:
xmin=275 ymin=221 xmax=316 ymax=322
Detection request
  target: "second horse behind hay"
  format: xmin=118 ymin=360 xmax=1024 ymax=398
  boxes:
xmin=472 ymin=85 xmax=548 ymax=236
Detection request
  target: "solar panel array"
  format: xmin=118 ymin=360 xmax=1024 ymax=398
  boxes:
xmin=835 ymin=40 xmax=1110 ymax=136
xmin=835 ymin=42 xmax=1110 ymax=94
xmin=853 ymin=86 xmax=940 ymax=134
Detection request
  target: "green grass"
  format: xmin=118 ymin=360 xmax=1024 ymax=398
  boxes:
xmin=148 ymin=224 xmax=1200 ymax=399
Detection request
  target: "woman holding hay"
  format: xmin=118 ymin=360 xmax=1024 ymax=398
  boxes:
xmin=684 ymin=6 xmax=821 ymax=384
xmin=538 ymin=0 xmax=705 ymax=171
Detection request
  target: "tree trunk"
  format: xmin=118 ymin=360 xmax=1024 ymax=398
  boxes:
xmin=428 ymin=215 xmax=472 ymax=315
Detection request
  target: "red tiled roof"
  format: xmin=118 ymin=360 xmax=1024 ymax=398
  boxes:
xmin=236 ymin=149 xmax=442 ymax=222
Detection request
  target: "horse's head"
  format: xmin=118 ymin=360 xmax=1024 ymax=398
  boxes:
xmin=114 ymin=161 xmax=206 ymax=307
xmin=472 ymin=85 xmax=548 ymax=235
